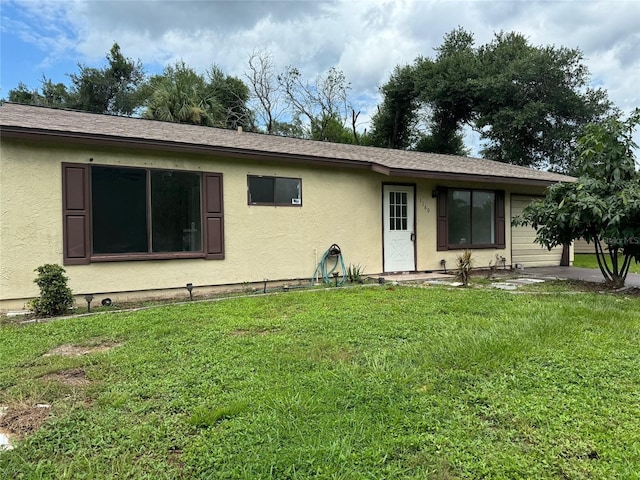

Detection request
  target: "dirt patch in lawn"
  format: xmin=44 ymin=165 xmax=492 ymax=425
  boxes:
xmin=43 ymin=341 xmax=121 ymax=357
xmin=41 ymin=368 xmax=91 ymax=386
xmin=0 ymin=405 xmax=50 ymax=440
xmin=229 ymin=327 xmax=281 ymax=336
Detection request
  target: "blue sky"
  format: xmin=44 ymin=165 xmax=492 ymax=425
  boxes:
xmin=2 ymin=0 xmax=639 ymax=151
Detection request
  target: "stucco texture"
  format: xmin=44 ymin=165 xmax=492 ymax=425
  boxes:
xmin=1 ymin=139 xmax=551 ymax=310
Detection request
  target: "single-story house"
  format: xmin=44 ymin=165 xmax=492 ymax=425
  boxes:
xmin=0 ymin=103 xmax=574 ymax=311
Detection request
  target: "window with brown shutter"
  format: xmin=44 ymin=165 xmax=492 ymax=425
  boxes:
xmin=61 ymin=163 xmax=224 ymax=264
xmin=62 ymin=163 xmax=90 ymax=265
xmin=436 ymin=187 xmax=506 ymax=250
xmin=204 ymin=173 xmax=224 ymax=259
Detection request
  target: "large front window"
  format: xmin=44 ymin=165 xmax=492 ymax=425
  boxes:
xmin=447 ymin=190 xmax=495 ymax=246
xmin=91 ymin=166 xmax=201 ymax=255
xmin=436 ymin=188 xmax=504 ymax=250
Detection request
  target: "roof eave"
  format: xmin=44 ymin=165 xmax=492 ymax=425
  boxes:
xmin=386 ymin=168 xmax=569 ymax=187
xmin=1 ymin=126 xmax=375 ymax=171
xmin=1 ymin=126 xmax=571 ymax=186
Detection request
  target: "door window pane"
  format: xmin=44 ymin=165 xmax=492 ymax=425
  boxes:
xmin=389 ymin=190 xmax=408 ymax=231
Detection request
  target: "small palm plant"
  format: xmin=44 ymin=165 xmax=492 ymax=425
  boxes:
xmin=455 ymin=250 xmax=473 ymax=286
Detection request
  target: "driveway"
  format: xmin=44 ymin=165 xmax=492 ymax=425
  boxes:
xmin=524 ymin=266 xmax=640 ymax=288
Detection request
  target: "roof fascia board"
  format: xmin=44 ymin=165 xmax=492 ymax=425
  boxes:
xmin=1 ymin=127 xmax=374 ymax=171
xmin=2 ymin=126 xmax=570 ymax=186
xmin=387 ymin=168 xmax=565 ymax=187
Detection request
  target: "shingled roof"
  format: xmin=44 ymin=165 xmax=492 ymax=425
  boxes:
xmin=0 ymin=103 xmax=574 ymax=186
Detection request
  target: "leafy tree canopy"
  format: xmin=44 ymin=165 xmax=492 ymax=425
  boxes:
xmin=6 ymin=44 xmax=252 ymax=131
xmin=369 ymin=64 xmax=421 ymax=150
xmin=69 ymin=43 xmax=146 ymax=115
xmin=371 ymin=28 xmax=614 ymax=170
xmin=142 ymin=62 xmax=253 ymax=130
xmin=515 ymin=110 xmax=640 ymax=287
xmin=7 ymin=43 xmax=145 ymax=115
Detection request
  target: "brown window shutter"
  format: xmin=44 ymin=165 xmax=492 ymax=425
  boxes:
xmin=204 ymin=173 xmax=224 ymax=259
xmin=62 ymin=163 xmax=90 ymax=265
xmin=436 ymin=188 xmax=448 ymax=251
xmin=495 ymin=190 xmax=506 ymax=249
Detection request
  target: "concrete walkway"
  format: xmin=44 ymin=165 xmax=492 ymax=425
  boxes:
xmin=522 ymin=266 xmax=640 ymax=288
xmin=376 ymin=266 xmax=640 ymax=289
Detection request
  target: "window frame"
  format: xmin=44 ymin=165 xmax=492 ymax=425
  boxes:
xmin=436 ymin=187 xmax=505 ymax=251
xmin=247 ymin=175 xmax=302 ymax=207
xmin=62 ymin=163 xmax=224 ymax=264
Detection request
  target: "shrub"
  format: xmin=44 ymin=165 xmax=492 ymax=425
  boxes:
xmin=455 ymin=250 xmax=473 ymax=286
xmin=30 ymin=264 xmax=74 ymax=317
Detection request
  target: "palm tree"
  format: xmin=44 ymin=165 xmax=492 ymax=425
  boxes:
xmin=144 ymin=62 xmax=219 ymax=126
xmin=143 ymin=62 xmax=253 ymax=130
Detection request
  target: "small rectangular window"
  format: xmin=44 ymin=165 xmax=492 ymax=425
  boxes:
xmin=248 ymin=175 xmax=302 ymax=206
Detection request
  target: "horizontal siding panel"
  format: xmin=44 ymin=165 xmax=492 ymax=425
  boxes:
xmin=511 ymin=195 xmax=562 ymax=267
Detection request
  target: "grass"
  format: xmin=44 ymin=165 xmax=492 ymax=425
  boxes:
xmin=574 ymin=253 xmax=640 ymax=274
xmin=1 ymin=285 xmax=639 ymax=479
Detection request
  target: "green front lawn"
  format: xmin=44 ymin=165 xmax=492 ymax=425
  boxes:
xmin=574 ymin=253 xmax=640 ymax=274
xmin=1 ymin=286 xmax=639 ymax=479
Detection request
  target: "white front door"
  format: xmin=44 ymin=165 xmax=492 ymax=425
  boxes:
xmin=383 ymin=185 xmax=416 ymax=272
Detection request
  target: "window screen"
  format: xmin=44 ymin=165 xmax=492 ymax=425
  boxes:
xmin=248 ymin=176 xmax=302 ymax=206
xmin=91 ymin=166 xmax=202 ymax=254
xmin=151 ymin=170 xmax=201 ymax=252
xmin=92 ymin=166 xmax=148 ymax=254
xmin=447 ymin=189 xmax=495 ymax=246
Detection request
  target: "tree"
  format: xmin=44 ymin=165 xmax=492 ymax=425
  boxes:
xmin=369 ymin=64 xmax=421 ymax=149
xmin=8 ymin=82 xmax=38 ymax=104
xmin=143 ymin=62 xmax=213 ymax=125
xmin=207 ymin=66 xmax=253 ymax=130
xmin=278 ymin=66 xmax=351 ymax=141
xmin=245 ymin=49 xmax=284 ymax=134
xmin=413 ymin=28 xmax=478 ymax=154
xmin=270 ymin=117 xmax=307 ymax=138
xmin=471 ymin=31 xmax=612 ymax=171
xmin=8 ymin=78 xmax=71 ymax=108
xmin=310 ymin=113 xmax=356 ymax=143
xmin=144 ymin=62 xmax=253 ymax=129
xmin=371 ymin=28 xmax=613 ymax=170
xmin=69 ymin=42 xmax=146 ymax=115
xmin=515 ymin=110 xmax=640 ymax=287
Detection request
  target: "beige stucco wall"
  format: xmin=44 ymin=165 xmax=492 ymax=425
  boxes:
xmin=0 ymin=138 xmax=553 ymax=310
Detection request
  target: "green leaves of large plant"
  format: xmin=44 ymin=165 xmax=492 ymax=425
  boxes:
xmin=516 ymin=110 xmax=640 ymax=287
xmin=370 ymin=28 xmax=613 ymax=171
xmin=143 ymin=62 xmax=252 ymax=130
